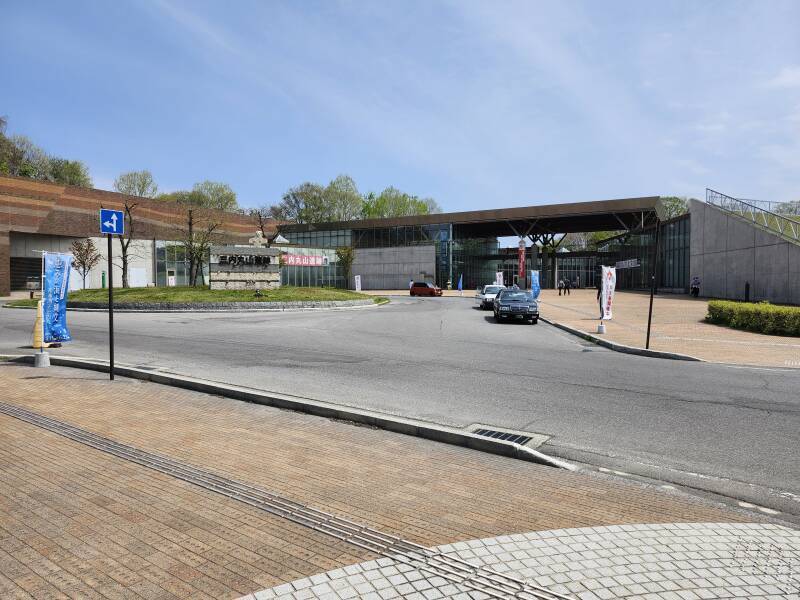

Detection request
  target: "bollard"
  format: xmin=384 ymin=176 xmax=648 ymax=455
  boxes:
xmin=597 ymin=321 xmax=606 ymax=334
xmin=34 ymin=352 xmax=50 ymax=368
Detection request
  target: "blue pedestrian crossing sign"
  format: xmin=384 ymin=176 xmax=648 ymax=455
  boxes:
xmin=100 ymin=209 xmax=125 ymax=235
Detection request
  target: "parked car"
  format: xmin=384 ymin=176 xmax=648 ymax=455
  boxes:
xmin=475 ymin=284 xmax=506 ymax=309
xmin=410 ymin=281 xmax=442 ymax=297
xmin=493 ymin=289 xmax=539 ymax=324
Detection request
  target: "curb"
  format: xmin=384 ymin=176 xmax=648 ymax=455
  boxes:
xmin=2 ymin=354 xmax=575 ymax=472
xmin=541 ymin=317 xmax=703 ymax=362
xmin=3 ymin=300 xmax=386 ymax=313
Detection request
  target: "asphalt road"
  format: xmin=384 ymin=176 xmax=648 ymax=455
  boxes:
xmin=2 ymin=298 xmax=798 ymax=516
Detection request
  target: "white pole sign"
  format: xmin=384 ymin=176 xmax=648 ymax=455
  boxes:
xmin=354 ymin=274 xmax=362 ymax=292
xmin=601 ymin=266 xmax=616 ymax=320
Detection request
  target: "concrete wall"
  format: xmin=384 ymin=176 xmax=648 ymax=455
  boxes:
xmin=689 ymin=199 xmax=800 ymax=304
xmin=10 ymin=232 xmax=154 ymax=290
xmin=352 ymin=245 xmax=436 ymax=290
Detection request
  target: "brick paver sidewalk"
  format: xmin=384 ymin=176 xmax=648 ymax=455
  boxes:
xmin=538 ymin=289 xmax=800 ymax=368
xmin=0 ymin=363 xmax=789 ymax=599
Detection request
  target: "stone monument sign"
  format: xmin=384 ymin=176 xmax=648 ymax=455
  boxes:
xmin=209 ymin=235 xmax=281 ymax=290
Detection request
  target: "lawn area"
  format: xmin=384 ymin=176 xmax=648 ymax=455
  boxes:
xmin=6 ymin=286 xmax=386 ymax=307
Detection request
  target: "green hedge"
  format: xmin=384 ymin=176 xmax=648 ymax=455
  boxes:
xmin=706 ymin=300 xmax=800 ymax=336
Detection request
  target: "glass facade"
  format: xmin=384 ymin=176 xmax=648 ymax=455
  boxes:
xmin=155 ymin=240 xmax=208 ymax=287
xmin=283 ymin=224 xmax=456 ymax=287
xmin=280 ymin=247 xmax=344 ymax=287
xmin=659 ymin=215 xmax=690 ymax=290
xmin=279 ymin=213 xmax=691 ymax=292
xmin=285 ymin=229 xmax=352 ymax=249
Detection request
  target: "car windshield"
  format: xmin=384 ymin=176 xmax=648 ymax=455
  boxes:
xmin=484 ymin=286 xmax=503 ymax=294
xmin=500 ymin=291 xmax=534 ymax=302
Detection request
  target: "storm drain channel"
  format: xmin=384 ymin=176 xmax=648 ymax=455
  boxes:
xmin=0 ymin=402 xmax=574 ymax=600
xmin=473 ymin=428 xmax=534 ymax=446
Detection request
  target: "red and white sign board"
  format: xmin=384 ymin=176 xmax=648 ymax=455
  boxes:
xmin=282 ymin=254 xmax=326 ymax=267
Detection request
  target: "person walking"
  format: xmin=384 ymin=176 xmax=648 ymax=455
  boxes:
xmin=690 ymin=276 xmax=701 ymax=298
xmin=564 ymin=278 xmax=571 ymax=296
xmin=558 ymin=278 xmax=564 ymax=296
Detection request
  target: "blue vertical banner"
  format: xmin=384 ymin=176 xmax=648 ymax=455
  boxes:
xmin=42 ymin=252 xmax=73 ymax=343
xmin=530 ymin=270 xmax=540 ymax=299
xmin=457 ymin=273 xmax=463 ymax=292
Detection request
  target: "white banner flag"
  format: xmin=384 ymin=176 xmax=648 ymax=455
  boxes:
xmin=495 ymin=272 xmax=504 ymax=286
xmin=601 ymin=266 xmax=616 ymax=320
xmin=354 ymin=275 xmax=362 ymax=292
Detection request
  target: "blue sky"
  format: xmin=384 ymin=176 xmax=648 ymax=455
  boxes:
xmin=2 ymin=0 xmax=799 ymax=211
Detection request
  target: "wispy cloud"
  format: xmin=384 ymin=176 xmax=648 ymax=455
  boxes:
xmin=3 ymin=0 xmax=800 ymax=207
xmin=764 ymin=66 xmax=800 ymax=89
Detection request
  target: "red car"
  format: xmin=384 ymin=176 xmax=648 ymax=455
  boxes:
xmin=410 ymin=281 xmax=442 ymax=297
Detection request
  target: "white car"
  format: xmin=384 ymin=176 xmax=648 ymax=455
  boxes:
xmin=475 ymin=284 xmax=506 ymax=310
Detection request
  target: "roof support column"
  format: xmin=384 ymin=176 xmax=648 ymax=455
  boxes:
xmin=448 ymin=222 xmax=453 ymax=289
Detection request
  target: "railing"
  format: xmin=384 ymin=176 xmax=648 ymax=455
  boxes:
xmin=706 ymin=188 xmax=800 ymax=245
xmin=737 ymin=198 xmax=800 ymax=216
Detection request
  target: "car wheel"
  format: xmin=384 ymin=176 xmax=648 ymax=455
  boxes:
xmin=532 ymin=318 xmax=538 ymax=324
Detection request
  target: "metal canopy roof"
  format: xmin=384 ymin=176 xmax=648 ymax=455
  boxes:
xmin=279 ymin=196 xmax=664 ymax=238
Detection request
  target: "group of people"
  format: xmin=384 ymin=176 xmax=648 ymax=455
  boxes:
xmin=557 ymin=276 xmax=579 ymax=296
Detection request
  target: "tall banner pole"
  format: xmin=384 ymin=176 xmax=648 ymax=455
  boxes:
xmin=108 ymin=233 xmax=115 ymax=380
xmin=645 ymin=222 xmax=661 ymax=349
xmin=40 ymin=251 xmax=45 ymax=355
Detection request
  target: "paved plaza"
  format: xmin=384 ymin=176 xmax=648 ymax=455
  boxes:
xmin=529 ymin=289 xmax=798 ymax=369
xmin=363 ymin=289 xmax=800 ymax=369
xmin=0 ymin=363 xmax=797 ymax=599
xmin=242 ymin=523 xmax=800 ymax=600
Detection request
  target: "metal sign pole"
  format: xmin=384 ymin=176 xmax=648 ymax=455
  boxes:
xmin=40 ymin=251 xmax=45 ymax=355
xmin=108 ymin=234 xmax=115 ymax=380
xmin=645 ymin=222 xmax=661 ymax=350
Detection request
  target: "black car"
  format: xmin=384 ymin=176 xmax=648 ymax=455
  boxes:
xmin=493 ymin=289 xmax=539 ymax=324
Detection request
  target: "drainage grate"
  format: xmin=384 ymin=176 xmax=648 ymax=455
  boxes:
xmin=474 ymin=428 xmax=533 ymax=446
xmin=0 ymin=402 xmax=574 ymax=600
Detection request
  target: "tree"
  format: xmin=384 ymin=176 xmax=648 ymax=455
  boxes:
xmin=70 ymin=238 xmax=101 ymax=289
xmin=588 ymin=231 xmax=622 ymax=248
xmin=191 ymin=180 xmax=239 ymax=212
xmin=269 ymin=182 xmax=325 ymax=223
xmin=112 ymin=171 xmax=154 ymax=288
xmin=112 ymin=170 xmax=158 ymax=198
xmin=335 ymin=246 xmax=356 ymax=289
xmin=156 ymin=189 xmax=206 ymax=205
xmin=0 ymin=117 xmax=23 ymax=176
xmin=362 ymin=186 xmax=442 ymax=218
xmin=660 ymin=196 xmax=691 ymax=220
xmin=323 ymin=175 xmax=363 ymax=222
xmin=0 ymin=117 xmax=92 ymax=186
xmin=272 ymin=176 xmax=440 ymax=223
xmin=176 ymin=208 xmax=221 ymax=286
xmin=157 ymin=181 xmax=240 ymax=212
xmin=248 ymin=205 xmax=274 ymax=238
xmin=8 ymin=135 xmax=50 ymax=180
xmin=48 ymin=158 xmax=92 ymax=187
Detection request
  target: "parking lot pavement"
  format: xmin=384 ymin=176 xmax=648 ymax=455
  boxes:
xmin=538 ymin=289 xmax=800 ymax=368
xmin=2 ymin=362 xmax=792 ymax=599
